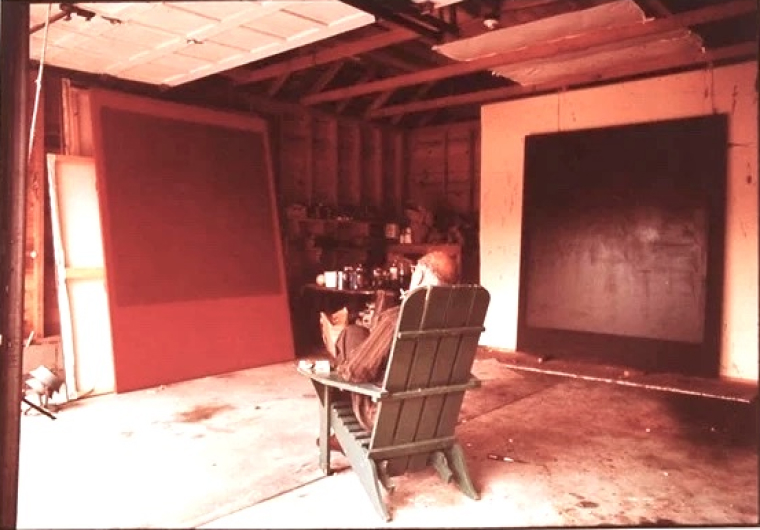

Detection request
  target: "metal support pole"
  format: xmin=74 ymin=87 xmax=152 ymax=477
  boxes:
xmin=0 ymin=2 xmax=30 ymax=527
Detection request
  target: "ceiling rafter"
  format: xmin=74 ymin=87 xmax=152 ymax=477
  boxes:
xmin=365 ymin=90 xmax=395 ymax=115
xmin=390 ymin=81 xmax=436 ymax=125
xmin=306 ymin=60 xmax=347 ymax=95
xmin=415 ymin=110 xmax=439 ymax=127
xmin=335 ymin=67 xmax=378 ymax=113
xmin=267 ymin=72 xmax=290 ymax=97
xmin=363 ymin=49 xmax=421 ymax=72
xmin=301 ymin=0 xmax=756 ymax=105
xmin=223 ymin=27 xmax=419 ymax=86
xmin=643 ymin=0 xmax=673 ymax=17
xmin=368 ymin=41 xmax=757 ymax=119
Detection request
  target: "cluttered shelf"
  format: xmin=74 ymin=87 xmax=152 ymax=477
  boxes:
xmin=283 ymin=202 xmax=478 ymax=350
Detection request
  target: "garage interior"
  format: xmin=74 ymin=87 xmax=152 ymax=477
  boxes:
xmin=1 ymin=0 xmax=758 ymax=527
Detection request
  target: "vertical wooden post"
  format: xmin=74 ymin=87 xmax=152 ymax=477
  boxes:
xmin=469 ymin=127 xmax=479 ymax=214
xmin=304 ymin=112 xmax=314 ymax=204
xmin=443 ymin=128 xmax=450 ymax=206
xmin=363 ymin=127 xmax=383 ymax=212
xmin=390 ymin=131 xmax=405 ymax=216
xmin=338 ymin=122 xmax=361 ymax=208
xmin=0 ymin=2 xmax=30 ymax=526
xmin=25 ymin=68 xmax=46 ymax=337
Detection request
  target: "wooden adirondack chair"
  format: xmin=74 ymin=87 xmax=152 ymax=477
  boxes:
xmin=298 ymin=284 xmax=490 ymax=521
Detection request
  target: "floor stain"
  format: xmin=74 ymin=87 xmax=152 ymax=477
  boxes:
xmin=639 ymin=517 xmax=677 ymax=526
xmin=175 ymin=403 xmax=233 ymax=423
xmin=578 ymin=500 xmax=599 ymax=508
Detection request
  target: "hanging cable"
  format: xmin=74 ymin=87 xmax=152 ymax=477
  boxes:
xmin=29 ymin=3 xmax=53 ymax=160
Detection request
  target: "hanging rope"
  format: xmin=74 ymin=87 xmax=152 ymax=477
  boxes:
xmin=28 ymin=3 xmax=52 ymax=159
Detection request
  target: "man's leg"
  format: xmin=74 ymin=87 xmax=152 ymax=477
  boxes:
xmin=320 ymin=324 xmax=370 ymax=454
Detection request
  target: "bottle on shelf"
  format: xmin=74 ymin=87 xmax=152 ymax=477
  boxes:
xmin=355 ymin=263 xmax=367 ymax=290
xmin=388 ymin=260 xmax=399 ymax=290
xmin=400 ymin=227 xmax=413 ymax=244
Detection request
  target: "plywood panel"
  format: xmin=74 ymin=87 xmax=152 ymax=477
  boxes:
xmin=337 ymin=122 xmax=361 ymax=207
xmin=361 ymin=126 xmax=383 ymax=211
xmin=385 ymin=132 xmax=405 ymax=216
xmin=89 ymin=89 xmax=293 ymax=392
xmin=406 ymin=122 xmax=480 ymax=215
xmin=279 ymin=112 xmax=312 ymax=205
xmin=312 ymin=116 xmax=338 ymax=206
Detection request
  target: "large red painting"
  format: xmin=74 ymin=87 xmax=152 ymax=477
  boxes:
xmin=90 ymin=89 xmax=294 ymax=392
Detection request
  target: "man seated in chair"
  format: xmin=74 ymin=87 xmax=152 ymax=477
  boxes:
xmin=325 ymin=250 xmax=459 ymax=441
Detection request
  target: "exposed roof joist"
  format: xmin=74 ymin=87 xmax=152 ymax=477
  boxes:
xmin=302 ymin=0 xmax=756 ymax=106
xmin=306 ymin=60 xmax=346 ymax=95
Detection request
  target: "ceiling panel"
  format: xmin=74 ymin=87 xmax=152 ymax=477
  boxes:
xmin=103 ymin=21 xmax=180 ymax=48
xmin=284 ymin=1 xmax=366 ymax=25
xmin=169 ymin=1 xmax=277 ymax=20
xmin=175 ymin=40 xmax=247 ymax=62
xmin=207 ymin=25 xmax=281 ymax=50
xmin=125 ymin=3 xmax=218 ymax=34
xmin=70 ymin=35 xmax=149 ymax=62
xmin=29 ymin=1 xmax=375 ymax=87
xmin=242 ymin=10 xmax=326 ymax=39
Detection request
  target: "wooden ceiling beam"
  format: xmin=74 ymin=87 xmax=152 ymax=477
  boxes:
xmin=240 ymin=88 xmax=402 ymax=133
xmin=390 ymin=82 xmax=435 ymax=125
xmin=223 ymin=27 xmax=418 ymax=86
xmin=267 ymin=73 xmax=290 ymax=97
xmin=334 ymin=67 xmax=377 ymax=114
xmin=302 ymin=0 xmax=756 ymax=105
xmin=643 ymin=0 xmax=673 ymax=17
xmin=363 ymin=50 xmax=420 ymax=72
xmin=415 ymin=110 xmax=438 ymax=127
xmin=368 ymin=41 xmax=757 ymax=119
xmin=365 ymin=90 xmax=395 ymax=115
xmin=306 ymin=60 xmax=346 ymax=95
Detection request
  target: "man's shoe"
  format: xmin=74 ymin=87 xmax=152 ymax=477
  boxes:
xmin=315 ymin=434 xmax=344 ymax=455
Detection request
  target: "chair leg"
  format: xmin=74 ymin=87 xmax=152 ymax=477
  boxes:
xmin=330 ymin=412 xmax=391 ymax=521
xmin=445 ymin=443 xmax=479 ymax=500
xmin=430 ymin=450 xmax=454 ymax=484
xmin=355 ymin=459 xmax=391 ymax=522
xmin=318 ymin=383 xmax=332 ymax=476
xmin=377 ymin=460 xmax=396 ymax=493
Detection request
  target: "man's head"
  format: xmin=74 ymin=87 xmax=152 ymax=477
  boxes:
xmin=407 ymin=250 xmax=459 ymax=292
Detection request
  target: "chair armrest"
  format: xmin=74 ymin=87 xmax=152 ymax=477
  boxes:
xmin=297 ymin=367 xmax=388 ymax=400
xmin=377 ymin=376 xmax=481 ymax=402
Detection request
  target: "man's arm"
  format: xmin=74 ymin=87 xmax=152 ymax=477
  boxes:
xmin=336 ymin=306 xmax=400 ymax=384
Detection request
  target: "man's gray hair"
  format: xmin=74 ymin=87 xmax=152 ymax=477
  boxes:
xmin=417 ymin=251 xmax=459 ymax=285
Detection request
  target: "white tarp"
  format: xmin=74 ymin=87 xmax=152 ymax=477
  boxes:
xmin=434 ymin=0 xmax=703 ymax=86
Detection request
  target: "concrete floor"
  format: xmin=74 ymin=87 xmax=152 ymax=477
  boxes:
xmin=17 ymin=351 xmax=758 ymax=528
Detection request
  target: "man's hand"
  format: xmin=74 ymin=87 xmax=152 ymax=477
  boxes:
xmin=320 ymin=307 xmax=348 ymax=357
